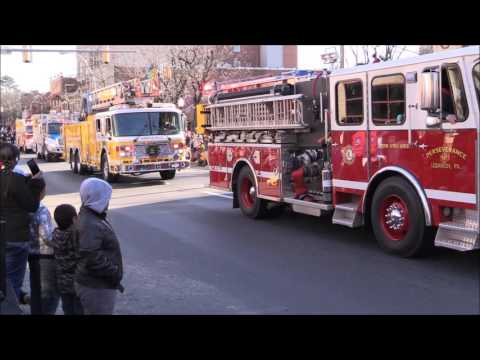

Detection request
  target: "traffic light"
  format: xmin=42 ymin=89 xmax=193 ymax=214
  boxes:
xmin=196 ymin=104 xmax=206 ymax=135
xmin=22 ymin=45 xmax=32 ymax=63
xmin=102 ymin=46 xmax=111 ymax=64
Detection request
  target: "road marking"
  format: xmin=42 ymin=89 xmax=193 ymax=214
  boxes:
xmin=204 ymin=191 xmax=233 ymax=199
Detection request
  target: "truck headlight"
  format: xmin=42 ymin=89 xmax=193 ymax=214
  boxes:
xmin=116 ymin=145 xmax=133 ymax=157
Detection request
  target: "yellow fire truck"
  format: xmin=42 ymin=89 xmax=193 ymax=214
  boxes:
xmin=63 ymin=78 xmax=190 ymax=182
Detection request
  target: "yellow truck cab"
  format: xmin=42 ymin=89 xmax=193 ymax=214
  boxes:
xmin=63 ymin=79 xmax=190 ymax=182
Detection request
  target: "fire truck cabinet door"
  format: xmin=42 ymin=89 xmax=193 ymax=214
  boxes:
xmin=330 ymin=72 xmax=370 ymax=191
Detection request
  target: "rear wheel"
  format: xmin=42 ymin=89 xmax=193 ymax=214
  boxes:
xmin=236 ymin=166 xmax=267 ymax=219
xmin=73 ymin=152 xmax=79 ymax=174
xmin=371 ymin=176 xmax=431 ymax=257
xmin=159 ymin=170 xmax=176 ymax=180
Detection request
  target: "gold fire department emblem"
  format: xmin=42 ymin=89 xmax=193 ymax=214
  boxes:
xmin=341 ymin=145 xmax=355 ymax=165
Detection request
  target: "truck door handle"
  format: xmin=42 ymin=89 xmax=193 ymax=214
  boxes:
xmin=408 ymin=104 xmax=418 ymax=109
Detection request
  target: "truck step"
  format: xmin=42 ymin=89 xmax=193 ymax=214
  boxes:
xmin=283 ymin=197 xmax=333 ymax=217
xmin=332 ymin=201 xmax=363 ymax=228
xmin=435 ymin=221 xmax=479 ymax=251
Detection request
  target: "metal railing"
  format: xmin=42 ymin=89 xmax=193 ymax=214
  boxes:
xmin=205 ymin=94 xmax=307 ymax=131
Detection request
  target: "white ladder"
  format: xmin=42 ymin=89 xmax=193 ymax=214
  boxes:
xmin=206 ymin=94 xmax=307 ymax=131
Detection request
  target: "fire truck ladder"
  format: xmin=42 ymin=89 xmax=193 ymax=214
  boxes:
xmin=88 ymin=78 xmax=160 ymax=113
xmin=205 ymin=94 xmax=307 ymax=131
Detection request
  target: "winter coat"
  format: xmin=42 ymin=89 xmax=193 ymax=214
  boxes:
xmin=51 ymin=225 xmax=79 ymax=295
xmin=0 ymin=172 xmax=40 ymax=243
xmin=74 ymin=206 xmax=123 ymax=290
xmin=29 ymin=203 xmax=55 ymax=257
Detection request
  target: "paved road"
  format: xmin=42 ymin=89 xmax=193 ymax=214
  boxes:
xmin=17 ymin=155 xmax=480 ymax=314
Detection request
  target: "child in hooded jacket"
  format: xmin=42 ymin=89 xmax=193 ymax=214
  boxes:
xmin=51 ymin=204 xmax=84 ymax=315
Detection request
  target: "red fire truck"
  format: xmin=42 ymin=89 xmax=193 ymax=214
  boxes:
xmin=206 ymin=46 xmax=480 ymax=257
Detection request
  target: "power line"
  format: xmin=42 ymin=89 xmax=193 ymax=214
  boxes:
xmin=0 ymin=47 xmax=136 ymax=54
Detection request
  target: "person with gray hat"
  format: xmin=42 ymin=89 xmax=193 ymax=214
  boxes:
xmin=74 ymin=178 xmax=124 ymax=315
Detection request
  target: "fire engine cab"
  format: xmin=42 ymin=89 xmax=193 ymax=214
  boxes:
xmin=63 ymin=78 xmax=190 ymax=182
xmin=206 ymin=46 xmax=480 ymax=257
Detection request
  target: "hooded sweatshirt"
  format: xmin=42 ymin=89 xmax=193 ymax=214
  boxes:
xmin=79 ymin=178 xmax=112 ymax=214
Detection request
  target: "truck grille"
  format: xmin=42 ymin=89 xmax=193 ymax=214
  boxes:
xmin=134 ymin=143 xmax=172 ymax=158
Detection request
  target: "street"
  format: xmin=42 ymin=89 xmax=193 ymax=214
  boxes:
xmin=15 ymin=155 xmax=480 ymax=315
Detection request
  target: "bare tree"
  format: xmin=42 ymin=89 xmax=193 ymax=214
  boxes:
xmin=349 ymin=45 xmax=411 ymax=66
xmin=1 ymin=76 xmax=22 ymax=126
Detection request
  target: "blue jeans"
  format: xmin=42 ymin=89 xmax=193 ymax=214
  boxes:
xmin=0 ymin=278 xmax=23 ymax=315
xmin=5 ymin=242 xmax=30 ymax=301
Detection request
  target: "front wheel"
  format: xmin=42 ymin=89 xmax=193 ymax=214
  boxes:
xmin=43 ymin=147 xmax=50 ymax=162
xmin=101 ymin=154 xmax=119 ymax=182
xmin=159 ymin=170 xmax=176 ymax=180
xmin=236 ymin=166 xmax=267 ymax=219
xmin=371 ymin=176 xmax=432 ymax=257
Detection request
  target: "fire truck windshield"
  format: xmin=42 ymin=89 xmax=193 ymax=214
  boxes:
xmin=25 ymin=126 xmax=33 ymax=133
xmin=113 ymin=112 xmax=181 ymax=137
xmin=48 ymin=123 xmax=61 ymax=135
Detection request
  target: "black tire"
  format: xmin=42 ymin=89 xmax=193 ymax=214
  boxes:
xmin=69 ymin=151 xmax=74 ymax=171
xmin=73 ymin=152 xmax=79 ymax=174
xmin=371 ymin=176 xmax=431 ymax=257
xmin=159 ymin=170 xmax=176 ymax=180
xmin=79 ymin=164 xmax=88 ymax=175
xmin=101 ymin=154 xmax=119 ymax=182
xmin=236 ymin=166 xmax=267 ymax=219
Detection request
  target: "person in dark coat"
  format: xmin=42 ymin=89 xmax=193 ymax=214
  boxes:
xmin=51 ymin=204 xmax=83 ymax=315
xmin=74 ymin=178 xmax=124 ymax=315
xmin=0 ymin=143 xmax=41 ymax=306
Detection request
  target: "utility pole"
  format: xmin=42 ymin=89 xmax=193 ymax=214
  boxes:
xmin=339 ymin=45 xmax=345 ymax=69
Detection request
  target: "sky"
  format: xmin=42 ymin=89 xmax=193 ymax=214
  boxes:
xmin=0 ymin=45 xmax=420 ymax=92
xmin=1 ymin=45 xmax=77 ymax=92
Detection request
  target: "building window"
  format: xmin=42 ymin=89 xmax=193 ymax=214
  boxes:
xmin=232 ymin=45 xmax=241 ymax=53
xmin=371 ymin=74 xmax=406 ymax=125
xmin=336 ymin=79 xmax=363 ymax=126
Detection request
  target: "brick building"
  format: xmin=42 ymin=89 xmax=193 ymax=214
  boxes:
xmin=49 ymin=75 xmax=80 ymax=113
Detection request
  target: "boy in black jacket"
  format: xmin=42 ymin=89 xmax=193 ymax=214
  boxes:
xmin=51 ymin=204 xmax=83 ymax=315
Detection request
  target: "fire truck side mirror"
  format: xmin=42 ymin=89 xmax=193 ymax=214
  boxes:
xmin=419 ymin=71 xmax=440 ymax=112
